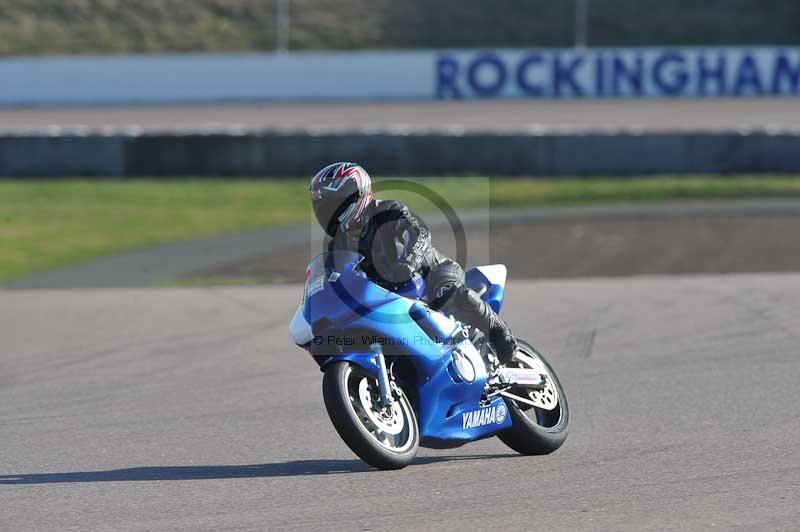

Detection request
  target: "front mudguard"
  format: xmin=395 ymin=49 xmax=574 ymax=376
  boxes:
xmin=318 ymin=352 xmax=382 ymax=378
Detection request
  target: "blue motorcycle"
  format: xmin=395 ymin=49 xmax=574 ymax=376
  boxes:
xmin=290 ymin=250 xmax=569 ymax=470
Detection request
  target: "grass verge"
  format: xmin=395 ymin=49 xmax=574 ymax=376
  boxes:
xmin=3 ymin=176 xmax=800 ymax=283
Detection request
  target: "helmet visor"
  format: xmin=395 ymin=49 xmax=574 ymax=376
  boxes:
xmin=313 ymin=192 xmax=358 ymax=236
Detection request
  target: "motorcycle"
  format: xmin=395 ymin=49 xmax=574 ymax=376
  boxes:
xmin=290 ymin=250 xmax=569 ymax=470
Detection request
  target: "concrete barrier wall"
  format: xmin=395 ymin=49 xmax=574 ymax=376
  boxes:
xmin=2 ymin=130 xmax=800 ymax=177
xmin=2 ymin=47 xmax=799 ymax=106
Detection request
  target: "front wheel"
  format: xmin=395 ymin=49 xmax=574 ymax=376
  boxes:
xmin=497 ymin=340 xmax=569 ymax=455
xmin=322 ymin=361 xmax=419 ymax=470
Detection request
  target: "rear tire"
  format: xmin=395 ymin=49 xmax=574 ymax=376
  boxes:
xmin=322 ymin=361 xmax=419 ymax=470
xmin=497 ymin=340 xmax=569 ymax=455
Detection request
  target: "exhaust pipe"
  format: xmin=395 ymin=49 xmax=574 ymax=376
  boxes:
xmin=497 ymin=367 xmax=546 ymax=390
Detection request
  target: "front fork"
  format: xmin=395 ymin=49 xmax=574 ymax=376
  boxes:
xmin=371 ymin=343 xmax=395 ymax=408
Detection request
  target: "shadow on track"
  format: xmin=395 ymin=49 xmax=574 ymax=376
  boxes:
xmin=0 ymin=454 xmax=517 ymax=484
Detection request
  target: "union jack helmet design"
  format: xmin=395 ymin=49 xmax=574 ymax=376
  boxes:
xmin=309 ymin=162 xmax=373 ymax=236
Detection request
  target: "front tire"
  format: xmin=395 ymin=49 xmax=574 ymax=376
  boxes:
xmin=322 ymin=361 xmax=419 ymax=470
xmin=497 ymin=340 xmax=569 ymax=455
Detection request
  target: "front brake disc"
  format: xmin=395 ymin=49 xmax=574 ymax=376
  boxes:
xmin=358 ymin=378 xmax=404 ymax=435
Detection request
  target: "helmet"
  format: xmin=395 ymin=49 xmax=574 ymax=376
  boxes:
xmin=309 ymin=162 xmax=373 ymax=237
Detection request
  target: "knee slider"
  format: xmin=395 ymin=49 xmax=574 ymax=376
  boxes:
xmin=430 ymin=281 xmax=458 ymax=310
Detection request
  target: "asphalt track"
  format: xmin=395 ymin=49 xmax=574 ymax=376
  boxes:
xmin=2 ymin=275 xmax=799 ymax=531
xmin=2 ymin=98 xmax=800 ymax=134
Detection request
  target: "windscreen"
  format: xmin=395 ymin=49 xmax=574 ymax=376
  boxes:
xmin=303 ymin=251 xmax=363 ymax=301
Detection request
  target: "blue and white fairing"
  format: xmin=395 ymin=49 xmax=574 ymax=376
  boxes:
xmin=290 ymin=251 xmax=512 ymax=446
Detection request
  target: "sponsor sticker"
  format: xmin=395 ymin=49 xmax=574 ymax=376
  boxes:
xmin=306 ymin=275 xmax=325 ymax=298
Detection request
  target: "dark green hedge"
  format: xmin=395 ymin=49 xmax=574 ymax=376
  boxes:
xmin=0 ymin=0 xmax=797 ymax=56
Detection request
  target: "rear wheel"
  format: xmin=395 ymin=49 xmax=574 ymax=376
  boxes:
xmin=322 ymin=361 xmax=419 ymax=470
xmin=497 ymin=340 xmax=569 ymax=455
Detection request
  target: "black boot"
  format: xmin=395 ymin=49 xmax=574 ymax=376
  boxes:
xmin=487 ymin=317 xmax=518 ymax=364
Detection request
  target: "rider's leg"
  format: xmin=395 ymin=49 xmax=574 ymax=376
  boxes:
xmin=426 ymin=261 xmax=517 ymax=363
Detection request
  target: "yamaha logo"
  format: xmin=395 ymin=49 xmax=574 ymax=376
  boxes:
xmin=496 ymin=403 xmax=507 ymax=423
xmin=462 ymin=404 xmax=508 ymax=430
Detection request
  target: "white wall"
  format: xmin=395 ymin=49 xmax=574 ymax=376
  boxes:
xmin=0 ymin=47 xmax=798 ymax=106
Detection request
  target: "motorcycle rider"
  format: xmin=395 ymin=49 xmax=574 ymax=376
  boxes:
xmin=309 ymin=162 xmax=518 ymax=363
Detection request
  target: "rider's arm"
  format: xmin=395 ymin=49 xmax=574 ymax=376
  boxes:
xmin=372 ymin=201 xmax=431 ymax=283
